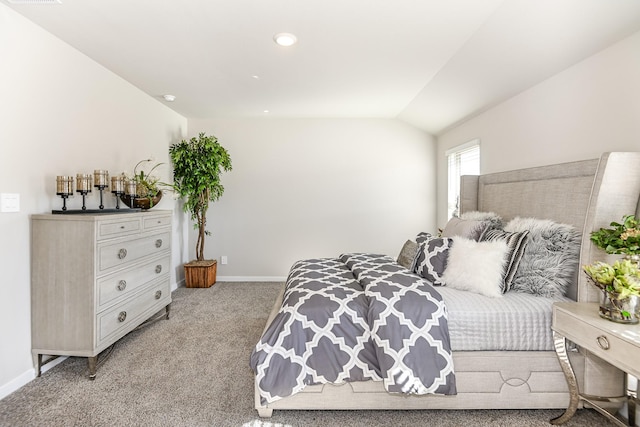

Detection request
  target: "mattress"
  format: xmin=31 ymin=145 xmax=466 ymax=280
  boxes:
xmin=438 ymin=287 xmax=572 ymax=351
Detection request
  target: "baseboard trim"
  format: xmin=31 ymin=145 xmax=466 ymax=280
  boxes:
xmin=216 ymin=276 xmax=286 ymax=282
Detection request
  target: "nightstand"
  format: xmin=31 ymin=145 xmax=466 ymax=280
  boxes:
xmin=551 ymin=302 xmax=640 ymax=426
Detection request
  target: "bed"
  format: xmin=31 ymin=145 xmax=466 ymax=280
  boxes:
xmin=251 ymin=151 xmax=640 ymax=418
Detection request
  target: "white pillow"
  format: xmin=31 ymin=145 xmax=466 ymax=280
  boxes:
xmin=441 ymin=238 xmax=509 ymax=298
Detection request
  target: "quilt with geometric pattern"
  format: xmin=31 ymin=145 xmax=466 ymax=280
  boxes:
xmin=250 ymin=253 xmax=456 ymax=405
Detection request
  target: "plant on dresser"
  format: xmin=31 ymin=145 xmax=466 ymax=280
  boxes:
xmin=168 ymin=133 xmax=232 ymax=288
xmin=30 ymin=211 xmax=172 ymax=379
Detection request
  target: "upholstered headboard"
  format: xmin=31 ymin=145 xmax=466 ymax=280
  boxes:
xmin=460 ymin=152 xmax=640 ymax=302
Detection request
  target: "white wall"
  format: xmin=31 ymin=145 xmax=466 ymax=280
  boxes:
xmin=436 ymin=29 xmax=640 ymax=227
xmin=0 ymin=4 xmax=188 ymax=398
xmin=188 ymin=118 xmax=437 ymax=280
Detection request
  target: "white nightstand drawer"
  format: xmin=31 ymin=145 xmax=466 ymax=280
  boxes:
xmin=98 ymin=231 xmax=171 ymax=272
xmin=97 ymin=279 xmax=170 ymax=346
xmin=96 ymin=255 xmax=171 ymax=310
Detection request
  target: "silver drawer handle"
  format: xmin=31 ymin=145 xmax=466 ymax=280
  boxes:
xmin=118 ymin=311 xmax=127 ymax=322
xmin=155 ymin=290 xmax=162 ymax=300
xmin=117 ymin=248 xmax=127 ymax=259
xmin=596 ymin=335 xmax=610 ymax=350
xmin=117 ymin=280 xmax=127 ymax=291
xmin=155 ymin=265 xmax=162 ymax=274
xmin=155 ymin=239 xmax=163 ymax=248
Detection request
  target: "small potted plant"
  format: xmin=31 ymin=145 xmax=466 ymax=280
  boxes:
xmin=120 ymin=159 xmax=164 ymax=210
xmin=169 ymin=133 xmax=232 ymax=288
xmin=584 ymin=259 xmax=640 ymax=323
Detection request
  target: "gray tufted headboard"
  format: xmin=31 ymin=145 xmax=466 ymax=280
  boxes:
xmin=460 ymin=152 xmax=640 ymax=302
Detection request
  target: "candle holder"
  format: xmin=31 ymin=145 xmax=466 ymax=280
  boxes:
xmin=55 ymin=176 xmax=74 ymax=211
xmin=124 ymin=178 xmax=138 ymax=209
xmin=111 ymin=175 xmax=125 ymax=209
xmin=76 ymin=173 xmax=93 ymax=210
xmin=94 ymin=170 xmax=109 ymax=209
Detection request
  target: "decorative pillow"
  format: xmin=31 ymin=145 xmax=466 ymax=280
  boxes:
xmin=396 ymin=239 xmax=419 ymax=271
xmin=460 ymin=211 xmax=503 ymax=230
xmin=441 ymin=217 xmax=486 ymax=241
xmin=414 ymin=232 xmax=453 ymax=286
xmin=478 ymin=228 xmax=530 ymax=293
xmin=441 ymin=211 xmax=502 ymax=241
xmin=441 ymin=238 xmax=508 ymax=298
xmin=504 ymin=217 xmax=581 ymax=298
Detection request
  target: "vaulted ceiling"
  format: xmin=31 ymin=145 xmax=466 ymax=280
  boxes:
xmin=5 ymin=0 xmax=640 ymax=134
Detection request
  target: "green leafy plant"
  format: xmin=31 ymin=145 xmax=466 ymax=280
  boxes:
xmin=129 ymin=159 xmax=163 ymax=203
xmin=590 ymin=214 xmax=640 ymax=255
xmin=584 ymin=259 xmax=640 ymax=299
xmin=584 ymin=259 xmax=640 ymax=319
xmin=169 ymin=133 xmax=232 ymax=261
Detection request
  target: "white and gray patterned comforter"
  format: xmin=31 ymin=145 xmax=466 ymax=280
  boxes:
xmin=250 ymin=253 xmax=456 ymax=404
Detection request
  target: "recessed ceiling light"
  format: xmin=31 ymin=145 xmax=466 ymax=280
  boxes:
xmin=263 ymin=110 xmax=270 ymax=114
xmin=273 ymin=33 xmax=297 ymax=47
xmin=163 ymin=94 xmax=176 ymax=102
xmin=252 ymin=75 xmax=261 ymax=80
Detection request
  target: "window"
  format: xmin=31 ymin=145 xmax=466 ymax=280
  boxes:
xmin=446 ymin=140 xmax=480 ymax=219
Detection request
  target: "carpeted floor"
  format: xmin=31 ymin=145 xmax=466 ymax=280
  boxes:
xmin=0 ymin=282 xmax=616 ymax=427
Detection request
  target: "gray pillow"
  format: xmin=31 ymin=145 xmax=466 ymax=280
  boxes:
xmin=442 ymin=211 xmax=502 ymax=241
xmin=479 ymin=228 xmax=530 ymax=293
xmin=504 ymin=217 xmax=581 ymax=298
xmin=414 ymin=232 xmax=453 ymax=286
xmin=397 ymin=240 xmax=419 ymax=270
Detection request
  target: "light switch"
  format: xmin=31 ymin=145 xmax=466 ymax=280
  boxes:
xmin=0 ymin=193 xmax=20 ymax=212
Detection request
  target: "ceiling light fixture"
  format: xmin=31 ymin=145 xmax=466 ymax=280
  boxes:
xmin=163 ymin=94 xmax=176 ymax=102
xmin=273 ymin=33 xmax=297 ymax=47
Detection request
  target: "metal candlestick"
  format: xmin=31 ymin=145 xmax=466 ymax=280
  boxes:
xmin=124 ymin=178 xmax=138 ymax=208
xmin=76 ymin=173 xmax=93 ymax=210
xmin=93 ymin=170 xmax=109 ymax=209
xmin=111 ymin=175 xmax=126 ymax=209
xmin=55 ymin=176 xmax=74 ymax=211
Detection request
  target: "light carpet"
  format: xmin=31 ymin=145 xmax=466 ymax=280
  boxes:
xmin=0 ymin=282 xmax=614 ymax=426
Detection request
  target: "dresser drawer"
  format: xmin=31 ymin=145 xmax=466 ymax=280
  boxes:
xmin=554 ymin=309 xmax=632 ymax=371
xmin=98 ymin=231 xmax=171 ymax=272
xmin=97 ymin=255 xmax=171 ymax=310
xmin=143 ymin=214 xmax=171 ymax=231
xmin=97 ymin=279 xmax=171 ymax=346
xmin=97 ymin=218 xmax=141 ymax=240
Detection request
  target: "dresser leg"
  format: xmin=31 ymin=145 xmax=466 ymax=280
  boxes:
xmin=36 ymin=354 xmax=42 ymax=377
xmin=87 ymin=356 xmax=98 ymax=380
xmin=165 ymin=303 xmax=171 ymax=320
xmin=551 ymin=332 xmax=580 ymax=425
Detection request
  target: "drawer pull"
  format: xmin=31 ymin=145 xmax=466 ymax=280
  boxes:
xmin=117 ymin=280 xmax=127 ymax=291
xmin=155 ymin=265 xmax=162 ymax=274
xmin=155 ymin=290 xmax=162 ymax=300
xmin=596 ymin=335 xmax=610 ymax=350
xmin=120 ymin=225 xmax=125 ymax=229
xmin=117 ymin=248 xmax=127 ymax=259
xmin=118 ymin=311 xmax=127 ymax=322
xmin=155 ymin=239 xmax=163 ymax=248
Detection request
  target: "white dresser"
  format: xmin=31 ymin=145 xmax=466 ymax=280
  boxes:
xmin=31 ymin=210 xmax=172 ymax=379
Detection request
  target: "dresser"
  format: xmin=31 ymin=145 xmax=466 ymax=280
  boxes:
xmin=31 ymin=210 xmax=172 ymax=379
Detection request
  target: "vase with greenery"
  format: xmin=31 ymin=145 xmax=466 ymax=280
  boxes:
xmin=169 ymin=133 xmax=232 ymax=287
xmin=584 ymin=259 xmax=640 ymax=323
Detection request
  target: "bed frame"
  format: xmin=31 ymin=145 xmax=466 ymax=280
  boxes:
xmin=255 ymin=152 xmax=640 ymax=417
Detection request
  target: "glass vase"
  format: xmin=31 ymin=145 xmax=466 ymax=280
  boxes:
xmin=599 ymin=291 xmax=639 ymax=324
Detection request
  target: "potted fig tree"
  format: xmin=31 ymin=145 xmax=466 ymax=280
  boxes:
xmin=169 ymin=132 xmax=232 ymax=287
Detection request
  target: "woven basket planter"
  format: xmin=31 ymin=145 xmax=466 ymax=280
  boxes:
xmin=184 ymin=260 xmax=217 ymax=288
